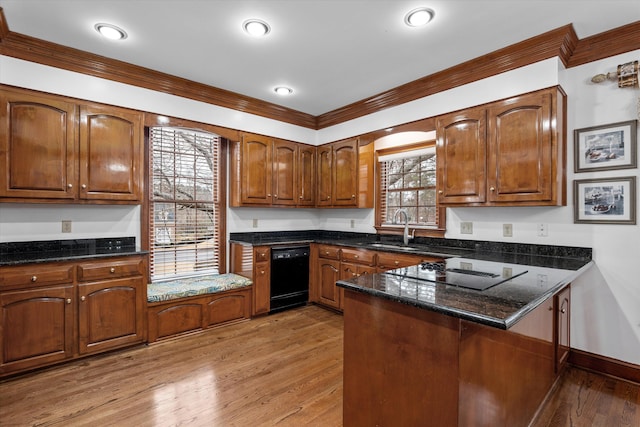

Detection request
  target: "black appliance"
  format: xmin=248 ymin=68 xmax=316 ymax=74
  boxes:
xmin=270 ymin=246 xmax=310 ymax=312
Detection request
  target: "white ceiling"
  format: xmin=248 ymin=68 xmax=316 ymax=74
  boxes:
xmin=1 ymin=0 xmax=639 ymax=116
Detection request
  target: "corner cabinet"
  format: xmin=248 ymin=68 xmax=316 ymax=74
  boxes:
xmin=0 ymin=86 xmax=143 ymax=203
xmin=230 ymin=133 xmax=316 ymax=207
xmin=436 ymin=86 xmax=566 ymax=207
xmin=317 ymin=138 xmax=374 ymax=208
xmin=0 ymin=255 xmax=147 ymax=377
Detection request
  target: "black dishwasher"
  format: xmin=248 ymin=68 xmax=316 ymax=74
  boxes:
xmin=270 ymin=246 xmax=310 ymax=313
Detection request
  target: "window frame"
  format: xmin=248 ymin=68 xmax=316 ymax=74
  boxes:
xmin=143 ymin=115 xmax=229 ymax=281
xmin=375 ymin=140 xmax=446 ymax=238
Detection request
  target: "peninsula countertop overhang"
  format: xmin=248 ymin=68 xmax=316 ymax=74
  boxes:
xmin=337 ymin=256 xmax=594 ymax=330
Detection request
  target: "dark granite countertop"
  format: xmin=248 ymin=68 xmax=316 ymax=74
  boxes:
xmin=232 ymin=230 xmax=593 ymax=329
xmin=0 ymin=237 xmax=147 ymax=266
xmin=337 ymin=259 xmax=593 ymax=330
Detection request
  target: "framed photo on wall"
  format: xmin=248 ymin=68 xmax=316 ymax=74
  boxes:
xmin=574 ymin=120 xmax=637 ymax=173
xmin=574 ymin=176 xmax=636 ymax=224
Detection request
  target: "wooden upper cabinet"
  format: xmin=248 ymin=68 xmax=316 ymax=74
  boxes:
xmin=240 ymin=134 xmax=273 ymax=205
xmin=79 ymin=104 xmax=143 ymax=201
xmin=230 ymin=133 xmax=316 ymax=207
xmin=0 ymin=89 xmax=77 ymax=199
xmin=316 ymin=138 xmax=373 ymax=208
xmin=297 ymin=144 xmax=316 ymax=206
xmin=272 ymin=139 xmax=297 ymax=206
xmin=436 ymin=106 xmax=487 ymax=205
xmin=316 ymin=144 xmax=333 ymax=207
xmin=487 ymin=90 xmax=562 ymax=204
xmin=0 ymin=86 xmax=143 ymax=203
xmin=332 ymin=140 xmax=359 ymax=206
xmin=436 ymin=86 xmax=566 ymax=207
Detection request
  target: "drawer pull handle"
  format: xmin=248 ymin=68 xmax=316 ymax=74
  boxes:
xmin=31 ymin=276 xmax=37 ymax=282
xmin=110 ymin=267 xmax=116 ymax=273
xmin=66 ymin=299 xmax=72 ymax=304
xmin=81 ymin=296 xmax=86 ymax=302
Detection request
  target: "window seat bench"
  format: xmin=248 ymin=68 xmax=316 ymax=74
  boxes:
xmin=147 ymin=273 xmax=253 ymax=342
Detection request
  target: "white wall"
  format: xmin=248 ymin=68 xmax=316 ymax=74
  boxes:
xmin=1 ymin=51 xmax=639 ymax=364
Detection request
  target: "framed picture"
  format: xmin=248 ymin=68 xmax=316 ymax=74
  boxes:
xmin=574 ymin=176 xmax=636 ymax=224
xmin=574 ymin=120 xmax=637 ymax=172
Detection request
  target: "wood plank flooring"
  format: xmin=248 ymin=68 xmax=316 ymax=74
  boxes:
xmin=1 ymin=304 xmax=638 ymax=427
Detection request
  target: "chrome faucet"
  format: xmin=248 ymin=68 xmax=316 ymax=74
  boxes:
xmin=393 ymin=208 xmax=414 ymax=245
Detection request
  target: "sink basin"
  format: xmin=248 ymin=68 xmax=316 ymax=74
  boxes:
xmin=368 ymin=243 xmax=420 ymax=251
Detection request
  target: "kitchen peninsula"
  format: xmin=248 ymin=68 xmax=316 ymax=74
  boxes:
xmin=337 ymin=253 xmax=592 ymax=427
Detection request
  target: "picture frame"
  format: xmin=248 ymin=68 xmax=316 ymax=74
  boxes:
xmin=574 ymin=120 xmax=637 ymax=173
xmin=574 ymin=176 xmax=636 ymax=224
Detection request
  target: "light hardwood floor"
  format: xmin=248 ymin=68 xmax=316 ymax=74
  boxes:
xmin=1 ymin=305 xmax=638 ymax=427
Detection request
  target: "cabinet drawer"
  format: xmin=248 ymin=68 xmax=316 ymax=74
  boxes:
xmin=341 ymin=248 xmax=376 ymax=266
xmin=77 ymin=257 xmax=144 ymax=282
xmin=317 ymin=244 xmax=341 ymax=260
xmin=376 ymin=252 xmax=424 ymax=271
xmin=0 ymin=263 xmax=74 ymax=290
xmin=254 ymin=247 xmax=270 ymax=262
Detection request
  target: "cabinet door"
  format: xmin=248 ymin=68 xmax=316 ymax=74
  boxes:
xmin=317 ymin=145 xmax=333 ymax=206
xmin=298 ymin=144 xmax=316 ymax=206
xmin=0 ymin=89 xmax=77 ymax=199
xmin=0 ymin=286 xmax=74 ymax=375
xmin=272 ymin=140 xmax=297 ymax=206
xmin=253 ymin=260 xmax=271 ymax=315
xmin=487 ymin=90 xmax=555 ymax=203
xmin=240 ymin=134 xmax=273 ymax=205
xmin=318 ymin=258 xmax=341 ymax=309
xmin=79 ymin=104 xmax=142 ymax=201
xmin=332 ymin=139 xmax=359 ymax=206
xmin=436 ymin=107 xmax=487 ymax=204
xmin=555 ymin=285 xmax=571 ymax=374
xmin=78 ymin=276 xmax=145 ymax=355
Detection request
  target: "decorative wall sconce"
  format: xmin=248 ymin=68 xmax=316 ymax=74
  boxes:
xmin=591 ymin=60 xmax=639 ymax=88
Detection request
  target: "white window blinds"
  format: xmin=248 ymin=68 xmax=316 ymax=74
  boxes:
xmin=149 ymin=127 xmax=222 ymax=281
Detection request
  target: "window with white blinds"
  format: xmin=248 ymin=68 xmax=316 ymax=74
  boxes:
xmin=378 ymin=145 xmax=439 ymax=227
xmin=149 ymin=127 xmax=222 ymax=281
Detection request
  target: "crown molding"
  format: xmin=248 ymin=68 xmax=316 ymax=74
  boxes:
xmin=568 ymin=20 xmax=640 ymax=68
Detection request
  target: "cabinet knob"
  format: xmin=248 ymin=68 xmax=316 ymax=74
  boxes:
xmin=327 ymin=195 xmax=331 ymax=200
xmin=560 ymin=307 xmax=566 ymax=314
xmin=354 ymin=255 xmax=359 ymax=259
xmin=66 ymin=298 xmax=72 ymax=304
xmin=81 ymin=184 xmax=87 ymax=189
xmin=81 ymin=296 xmax=86 ymax=302
xmin=31 ymin=275 xmax=37 ymax=282
xmin=274 ymin=194 xmax=278 ymax=198
xmin=267 ymin=194 xmax=271 ymax=197
xmin=394 ymin=261 xmax=400 ymax=265
xmin=351 ymin=194 xmax=355 ymax=199
xmin=260 ymin=270 xmax=265 ymax=275
xmin=299 ymin=195 xmax=303 ymax=199
xmin=110 ymin=267 xmax=116 ymax=273
xmin=490 ymin=187 xmax=495 ymax=191
xmin=67 ymin=183 xmax=73 ymax=189
xmin=438 ymin=190 xmax=443 ymax=194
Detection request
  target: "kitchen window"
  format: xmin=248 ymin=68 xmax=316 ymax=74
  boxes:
xmin=375 ymin=142 xmax=445 ymax=237
xmin=149 ymin=127 xmax=224 ymax=281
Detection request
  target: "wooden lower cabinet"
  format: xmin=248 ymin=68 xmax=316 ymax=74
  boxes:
xmin=0 ymin=285 xmax=75 ymax=374
xmin=555 ymin=284 xmax=571 ymax=373
xmin=229 ymin=243 xmax=271 ymax=316
xmin=317 ymin=258 xmax=341 ymax=310
xmin=0 ymin=255 xmax=146 ymax=377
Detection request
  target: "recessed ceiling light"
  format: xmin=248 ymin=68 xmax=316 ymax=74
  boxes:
xmin=404 ymin=7 xmax=435 ymax=27
xmin=95 ymin=23 xmax=128 ymax=40
xmin=243 ymin=19 xmax=271 ymax=37
xmin=274 ymin=86 xmax=293 ymax=96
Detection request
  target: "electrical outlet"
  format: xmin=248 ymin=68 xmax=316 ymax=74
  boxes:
xmin=350 ymin=219 xmax=355 ymax=228
xmin=503 ymin=223 xmax=513 ymax=237
xmin=61 ymin=220 xmax=72 ymax=233
xmin=502 ymin=267 xmax=513 ymax=278
xmin=538 ymin=223 xmax=548 ymax=237
xmin=252 ymin=219 xmax=258 ymax=228
xmin=460 ymin=221 xmax=473 ymax=234
xmin=460 ymin=262 xmax=473 ymax=270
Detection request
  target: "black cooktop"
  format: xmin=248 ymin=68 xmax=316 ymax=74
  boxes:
xmin=384 ymin=258 xmax=529 ymax=291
